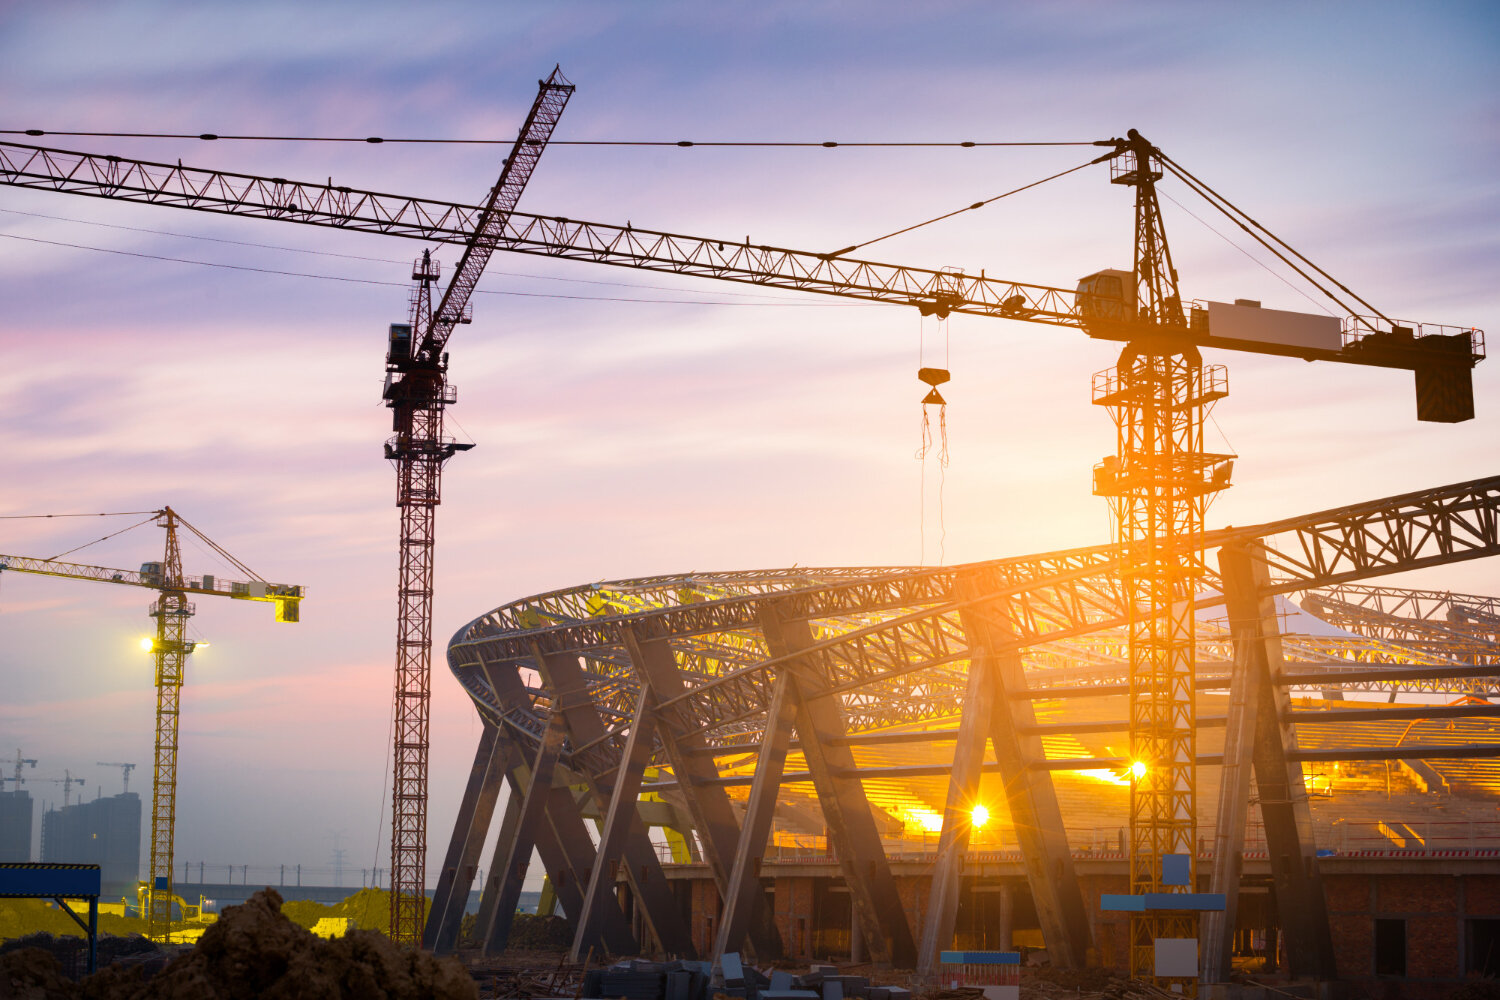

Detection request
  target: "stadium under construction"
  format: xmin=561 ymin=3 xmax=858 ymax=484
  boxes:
xmin=428 ymin=474 xmax=1500 ymax=997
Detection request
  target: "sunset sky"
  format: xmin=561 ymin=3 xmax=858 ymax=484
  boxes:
xmin=1 ymin=2 xmax=1495 ymax=887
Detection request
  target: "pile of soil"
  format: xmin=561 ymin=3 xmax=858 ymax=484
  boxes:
xmin=1 ymin=888 xmax=476 ymax=999
xmin=0 ymin=932 xmax=160 ymax=983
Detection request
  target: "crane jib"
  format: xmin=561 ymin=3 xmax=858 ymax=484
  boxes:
xmin=0 ymin=137 xmax=1482 ymax=391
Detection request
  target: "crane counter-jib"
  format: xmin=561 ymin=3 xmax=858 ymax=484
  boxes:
xmin=0 ymin=553 xmax=304 ymax=622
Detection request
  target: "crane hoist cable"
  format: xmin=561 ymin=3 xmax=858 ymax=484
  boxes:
xmin=915 ymin=314 xmax=952 ymax=566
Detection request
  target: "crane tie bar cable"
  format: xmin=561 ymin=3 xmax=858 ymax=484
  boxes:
xmin=828 ymin=156 xmax=1099 ymax=257
xmin=3 ymin=129 xmax=1096 ymax=147
xmin=45 ymin=514 xmax=160 ymax=562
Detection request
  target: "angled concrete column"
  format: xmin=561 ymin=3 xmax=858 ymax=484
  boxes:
xmin=426 ymin=719 xmax=506 ymax=953
xmin=917 ymin=642 xmax=995 ymax=977
xmin=473 ymin=758 xmax=526 ymax=949
xmin=543 ymin=777 xmax=638 ymax=955
xmin=1204 ymin=542 xmax=1267 ymax=982
xmin=538 ymin=649 xmax=696 ymax=957
xmin=1215 ymin=543 xmax=1336 ymax=980
xmin=623 ymin=626 xmax=783 ymax=959
xmin=959 ymin=584 xmax=1092 ymax=969
xmin=570 ymin=686 xmax=659 ymax=961
xmin=764 ymin=604 xmax=917 ymax=969
xmin=712 ymin=668 xmax=798 ymax=961
xmin=476 ymin=662 xmax=635 ymax=955
xmin=481 ymin=709 xmax=567 ymax=955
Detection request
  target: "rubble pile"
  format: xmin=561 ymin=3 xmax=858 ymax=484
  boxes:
xmin=0 ymin=889 xmax=478 ymax=1000
xmin=578 ymin=956 xmax=913 ymax=1000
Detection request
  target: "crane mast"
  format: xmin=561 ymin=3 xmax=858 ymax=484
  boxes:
xmin=1090 ymin=130 xmax=1228 ymax=985
xmin=145 ymin=507 xmax=191 ymax=938
xmin=381 ymin=67 xmax=573 ymax=946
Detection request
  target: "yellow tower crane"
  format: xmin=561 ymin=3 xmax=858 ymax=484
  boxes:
xmin=0 ymin=506 xmax=302 ymax=940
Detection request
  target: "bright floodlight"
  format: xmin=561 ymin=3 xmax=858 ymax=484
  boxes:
xmin=970 ymin=804 xmax=990 ymax=829
xmin=138 ymin=637 xmax=153 ymax=652
xmin=1129 ymin=760 xmax=1148 ymax=780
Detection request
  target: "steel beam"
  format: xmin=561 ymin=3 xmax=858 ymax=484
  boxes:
xmin=916 ymin=626 xmax=995 ymax=978
xmin=537 ymin=649 xmax=696 ymax=957
xmin=763 ymin=602 xmax=917 ymax=969
xmin=474 ymin=662 xmax=635 ymax=956
xmin=1204 ymin=545 xmax=1269 ymax=982
xmin=1214 ymin=542 xmax=1335 ymax=980
xmin=425 ymin=720 xmax=507 ymax=954
xmin=712 ymin=668 xmax=798 ymax=961
xmin=960 ymin=586 xmax=1092 ymax=969
xmin=480 ymin=708 xmax=567 ymax=955
xmin=570 ymin=686 xmax=658 ymax=961
xmin=623 ymin=627 xmax=782 ymax=959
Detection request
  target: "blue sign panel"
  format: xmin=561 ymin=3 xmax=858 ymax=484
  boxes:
xmin=0 ymin=864 xmax=102 ymax=898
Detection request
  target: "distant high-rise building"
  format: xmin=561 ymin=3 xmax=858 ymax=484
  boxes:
xmin=40 ymin=792 xmax=141 ymax=895
xmin=0 ymin=790 xmax=33 ymax=862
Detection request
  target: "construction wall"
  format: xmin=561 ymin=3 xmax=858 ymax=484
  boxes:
xmin=1325 ymin=871 xmax=1500 ymax=998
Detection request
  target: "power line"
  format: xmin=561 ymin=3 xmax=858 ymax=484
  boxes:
xmin=0 ymin=511 xmax=157 ymax=519
xmin=0 ymin=231 xmax=876 ymax=307
xmin=4 ymin=129 xmax=1096 ymax=147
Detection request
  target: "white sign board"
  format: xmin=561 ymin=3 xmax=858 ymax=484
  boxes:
xmin=1207 ymin=301 xmax=1342 ymax=352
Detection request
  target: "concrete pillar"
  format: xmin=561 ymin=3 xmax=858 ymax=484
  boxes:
xmin=998 ymin=883 xmax=1014 ymax=952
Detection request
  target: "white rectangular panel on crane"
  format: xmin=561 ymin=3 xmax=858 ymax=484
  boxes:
xmin=1206 ymin=300 xmax=1342 ymax=352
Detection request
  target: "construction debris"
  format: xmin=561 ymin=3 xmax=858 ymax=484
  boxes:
xmin=467 ymin=962 xmax=584 ymax=1000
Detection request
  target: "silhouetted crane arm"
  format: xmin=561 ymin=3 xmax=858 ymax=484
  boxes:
xmin=0 ymin=139 xmax=1482 ymax=378
xmin=419 ymin=66 xmax=574 ymax=362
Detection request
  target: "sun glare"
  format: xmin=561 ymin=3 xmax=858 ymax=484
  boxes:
xmin=970 ymin=804 xmax=990 ymax=829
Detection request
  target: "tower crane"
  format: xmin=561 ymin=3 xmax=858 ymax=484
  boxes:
xmin=97 ymin=762 xmax=138 ymax=795
xmin=0 ymin=507 xmax=302 ymax=941
xmin=379 ymin=66 xmax=573 ymax=944
xmin=0 ymin=117 xmax=1483 ymax=970
xmin=3 ymin=751 xmax=37 ymax=791
xmin=59 ymin=770 xmax=86 ymax=808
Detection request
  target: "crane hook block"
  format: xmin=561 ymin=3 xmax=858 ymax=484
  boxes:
xmin=918 ymin=367 xmax=951 ymax=387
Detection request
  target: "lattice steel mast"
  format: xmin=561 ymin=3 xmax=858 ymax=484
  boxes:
xmin=381 ymin=66 xmax=573 ymax=946
xmin=1091 ymin=130 xmax=1231 ymax=986
xmin=146 ymin=507 xmax=190 ymax=940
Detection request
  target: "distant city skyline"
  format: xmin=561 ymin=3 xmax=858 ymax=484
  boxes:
xmin=1 ymin=1 xmax=1495 ymax=885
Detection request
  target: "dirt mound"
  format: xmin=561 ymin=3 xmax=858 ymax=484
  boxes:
xmin=0 ymin=946 xmax=78 ymax=999
xmin=4 ymin=888 xmax=476 ymax=999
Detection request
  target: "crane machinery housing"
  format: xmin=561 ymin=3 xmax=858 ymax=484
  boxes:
xmin=0 ymin=94 xmax=1483 ymax=975
xmin=0 ymin=507 xmax=302 ymax=941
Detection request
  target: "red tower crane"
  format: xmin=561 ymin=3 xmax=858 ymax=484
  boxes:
xmin=380 ymin=67 xmax=573 ymax=944
xmin=0 ymin=118 xmax=1481 ymax=967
